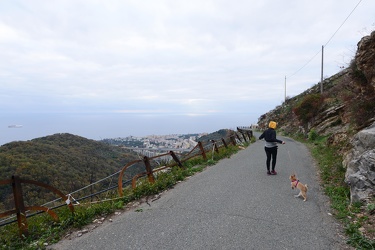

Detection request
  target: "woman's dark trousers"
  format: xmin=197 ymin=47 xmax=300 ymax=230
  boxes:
xmin=264 ymin=146 xmax=278 ymax=171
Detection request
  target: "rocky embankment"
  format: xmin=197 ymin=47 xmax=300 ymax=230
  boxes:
xmin=344 ymin=124 xmax=375 ymax=202
xmin=258 ymin=31 xmax=375 ymax=204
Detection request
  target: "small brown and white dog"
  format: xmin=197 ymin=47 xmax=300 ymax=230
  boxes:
xmin=289 ymin=174 xmax=308 ymax=201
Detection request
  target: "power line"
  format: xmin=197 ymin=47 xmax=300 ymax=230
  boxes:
xmin=287 ymin=0 xmax=363 ymax=79
xmin=324 ymin=0 xmax=363 ymax=47
xmin=287 ymin=49 xmax=321 ymax=78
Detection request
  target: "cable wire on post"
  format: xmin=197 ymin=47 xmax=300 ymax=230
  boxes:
xmin=286 ymin=0 xmax=363 ymax=80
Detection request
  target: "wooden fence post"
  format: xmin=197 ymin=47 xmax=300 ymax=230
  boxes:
xmin=12 ymin=176 xmax=28 ymax=237
xmin=247 ymin=131 xmax=253 ymax=140
xmin=236 ymin=133 xmax=242 ymax=142
xmin=221 ymin=138 xmax=228 ymax=148
xmin=241 ymin=132 xmax=247 ymax=142
xmin=211 ymin=140 xmax=219 ymax=153
xmin=170 ymin=151 xmax=183 ymax=167
xmin=198 ymin=141 xmax=207 ymax=160
xmin=230 ymin=135 xmax=236 ymax=146
xmin=143 ymin=156 xmax=155 ymax=183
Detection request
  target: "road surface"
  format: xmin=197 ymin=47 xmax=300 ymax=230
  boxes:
xmin=50 ymin=134 xmax=350 ymax=250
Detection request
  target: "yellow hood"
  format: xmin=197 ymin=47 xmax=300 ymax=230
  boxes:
xmin=268 ymin=121 xmax=277 ymax=129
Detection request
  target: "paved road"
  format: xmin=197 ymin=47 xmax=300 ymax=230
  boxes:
xmin=50 ymin=134 xmax=350 ymax=250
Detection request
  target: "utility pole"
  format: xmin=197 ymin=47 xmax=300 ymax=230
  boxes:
xmin=284 ymin=76 xmax=286 ymax=102
xmin=320 ymin=45 xmax=324 ymax=93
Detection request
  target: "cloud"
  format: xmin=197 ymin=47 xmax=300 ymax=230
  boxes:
xmin=0 ymin=22 xmax=23 ymax=41
xmin=1 ymin=0 xmax=374 ymax=117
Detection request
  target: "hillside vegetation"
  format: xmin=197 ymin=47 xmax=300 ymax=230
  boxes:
xmin=197 ymin=129 xmax=234 ymax=142
xmin=0 ymin=133 xmax=142 ymax=210
xmin=259 ymin=61 xmax=374 ymax=140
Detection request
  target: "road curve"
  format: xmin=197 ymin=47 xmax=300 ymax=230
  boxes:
xmin=50 ymin=134 xmax=351 ymax=250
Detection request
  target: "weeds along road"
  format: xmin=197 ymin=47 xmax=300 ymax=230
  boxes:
xmin=50 ymin=134 xmax=351 ymax=250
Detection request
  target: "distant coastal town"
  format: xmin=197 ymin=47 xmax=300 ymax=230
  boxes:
xmin=101 ymin=133 xmax=208 ymax=156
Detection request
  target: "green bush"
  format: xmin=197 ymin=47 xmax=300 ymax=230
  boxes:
xmin=293 ymin=94 xmax=323 ymax=124
xmin=367 ymin=203 xmax=375 ymax=213
xmin=308 ymin=130 xmax=318 ymax=141
xmin=350 ymin=90 xmax=375 ymax=127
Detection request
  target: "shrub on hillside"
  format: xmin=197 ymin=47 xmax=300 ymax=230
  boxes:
xmin=350 ymin=84 xmax=375 ymax=127
xmin=343 ymin=61 xmax=375 ymax=128
xmin=292 ymin=94 xmax=324 ymax=124
xmin=308 ymin=129 xmax=318 ymax=141
xmin=349 ymin=59 xmax=367 ymax=85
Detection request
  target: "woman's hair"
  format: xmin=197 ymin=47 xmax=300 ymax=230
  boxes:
xmin=268 ymin=121 xmax=277 ymax=129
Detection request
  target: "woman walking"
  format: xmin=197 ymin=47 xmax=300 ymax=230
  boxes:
xmin=259 ymin=121 xmax=285 ymax=175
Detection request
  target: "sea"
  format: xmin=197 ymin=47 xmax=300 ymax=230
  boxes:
xmin=1 ymin=113 xmax=258 ymax=146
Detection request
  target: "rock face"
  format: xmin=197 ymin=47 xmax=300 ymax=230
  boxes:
xmin=344 ymin=123 xmax=375 ymax=203
xmin=342 ymin=32 xmax=375 ymax=203
xmin=356 ymin=31 xmax=375 ymax=87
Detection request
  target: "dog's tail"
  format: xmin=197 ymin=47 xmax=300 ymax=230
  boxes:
xmin=305 ymin=184 xmax=308 ymax=190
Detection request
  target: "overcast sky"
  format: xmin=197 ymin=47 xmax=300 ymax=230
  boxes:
xmin=1 ymin=0 xmax=374 ymax=143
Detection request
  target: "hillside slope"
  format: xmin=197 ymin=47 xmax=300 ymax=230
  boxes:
xmin=0 ymin=133 xmax=141 ymax=210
